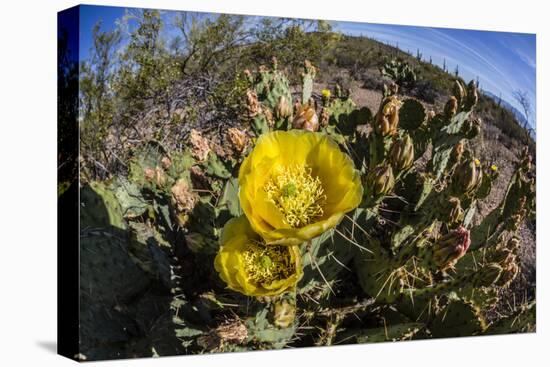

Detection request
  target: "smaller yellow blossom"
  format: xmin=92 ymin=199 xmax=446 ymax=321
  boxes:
xmin=321 ymin=89 xmax=331 ymax=99
xmin=214 ymin=216 xmax=303 ymax=297
xmin=474 ymin=158 xmax=481 ymax=167
xmin=491 ymin=164 xmax=498 ymax=172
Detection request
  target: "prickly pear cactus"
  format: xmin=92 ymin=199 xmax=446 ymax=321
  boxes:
xmin=79 ymin=61 xmax=535 ymax=360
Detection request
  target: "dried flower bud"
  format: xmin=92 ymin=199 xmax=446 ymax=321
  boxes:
xmin=161 ymin=156 xmax=172 ymax=170
xmin=273 ymin=300 xmax=296 ymax=329
xmin=271 ymin=56 xmax=278 ymax=69
xmin=303 ymin=59 xmax=316 ymax=76
xmin=243 ymin=69 xmax=253 ymax=83
xmin=320 ymin=107 xmax=330 ymax=127
xmin=470 ymin=118 xmax=481 ymax=138
xmin=374 ymin=96 xmax=401 ymax=136
xmin=465 ymin=80 xmax=479 ymax=109
xmin=427 ymin=110 xmax=436 ymax=121
xmin=444 ymin=96 xmax=458 ymax=119
xmin=258 ymin=108 xmax=273 ymax=129
xmin=389 ymin=82 xmax=399 ymax=95
xmin=447 ymin=197 xmax=464 ymax=225
xmin=227 ymin=127 xmax=249 ymax=154
xmin=245 ymin=89 xmax=261 ymax=118
xmin=453 ymin=80 xmax=466 ymax=106
xmin=335 ymin=84 xmax=343 ymax=98
xmin=171 ymin=178 xmax=198 ymax=213
xmin=389 ymin=134 xmax=414 ymax=171
xmin=144 ymin=167 xmax=155 ymax=181
xmin=144 ymin=166 xmax=167 ymax=187
xmin=453 ymin=157 xmax=483 ymax=195
xmin=292 ymin=103 xmax=319 ymax=132
xmin=452 ymin=141 xmax=465 ymax=162
xmin=432 ymin=226 xmax=471 ymax=269
xmin=366 ymin=165 xmax=395 ymax=198
xmin=521 ymin=153 xmax=532 ymax=172
xmin=189 ymin=129 xmax=211 ymax=161
xmin=274 ymin=95 xmax=292 ymax=120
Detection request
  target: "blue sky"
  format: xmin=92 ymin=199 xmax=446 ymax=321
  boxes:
xmin=77 ymin=5 xmax=536 ymax=128
xmin=336 ymin=22 xmax=536 ymax=128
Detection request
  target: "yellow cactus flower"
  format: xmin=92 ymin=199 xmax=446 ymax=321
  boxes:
xmin=238 ymin=130 xmax=363 ymax=245
xmin=491 ymin=164 xmax=498 ymax=172
xmin=214 ymin=216 xmax=303 ymax=297
xmin=321 ymin=89 xmax=331 ymax=99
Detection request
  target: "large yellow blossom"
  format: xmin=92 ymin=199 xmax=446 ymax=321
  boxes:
xmin=238 ymin=130 xmax=363 ymax=245
xmin=214 ymin=216 xmax=303 ymax=297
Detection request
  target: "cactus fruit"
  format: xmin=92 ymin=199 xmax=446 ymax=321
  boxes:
xmin=432 ymin=226 xmax=471 ymax=270
xmin=389 ymin=134 xmax=414 ymax=171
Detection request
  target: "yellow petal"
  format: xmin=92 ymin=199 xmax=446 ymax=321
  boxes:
xmin=238 ymin=130 xmax=363 ymax=245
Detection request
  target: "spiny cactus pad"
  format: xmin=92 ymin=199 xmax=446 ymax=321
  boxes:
xmin=78 ymin=60 xmax=535 ymax=359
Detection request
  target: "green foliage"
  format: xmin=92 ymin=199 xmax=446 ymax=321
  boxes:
xmin=380 ymin=58 xmax=417 ymax=88
xmin=76 ymin=13 xmax=535 ymax=357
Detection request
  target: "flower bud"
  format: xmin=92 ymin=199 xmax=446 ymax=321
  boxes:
xmin=427 ymin=110 xmax=436 ymax=121
xmin=227 ymin=127 xmax=249 ymax=154
xmin=366 ymin=165 xmax=395 ymax=198
xmin=383 ymin=82 xmax=399 ymax=97
xmin=465 ymin=80 xmax=478 ymax=109
xmin=452 ymin=140 xmax=465 ymax=162
xmin=444 ymin=96 xmax=458 ymax=119
xmin=274 ymin=95 xmax=292 ymax=120
xmin=189 ymin=129 xmax=211 ymax=161
xmin=321 ymin=89 xmax=331 ymax=105
xmin=271 ymin=56 xmax=278 ymax=70
xmin=243 ymin=69 xmax=253 ymax=83
xmin=521 ymin=152 xmax=532 ymax=172
xmin=374 ymin=96 xmax=401 ymax=136
xmin=171 ymin=178 xmax=199 ymax=214
xmin=245 ymin=89 xmax=261 ymax=118
xmin=263 ymin=108 xmax=275 ymax=128
xmin=453 ymin=80 xmax=466 ymax=106
xmin=389 ymin=134 xmax=414 ymax=171
xmin=144 ymin=166 xmax=167 ymax=187
xmin=432 ymin=226 xmax=471 ymax=269
xmin=452 ymin=157 xmax=483 ymax=195
xmin=446 ymin=197 xmax=464 ymax=225
xmin=272 ymin=300 xmax=296 ymax=329
xmin=303 ymin=59 xmax=316 ymax=76
xmin=469 ymin=118 xmax=481 ymax=138
xmin=292 ymin=103 xmax=319 ymax=132
xmin=320 ymin=107 xmax=330 ymax=127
